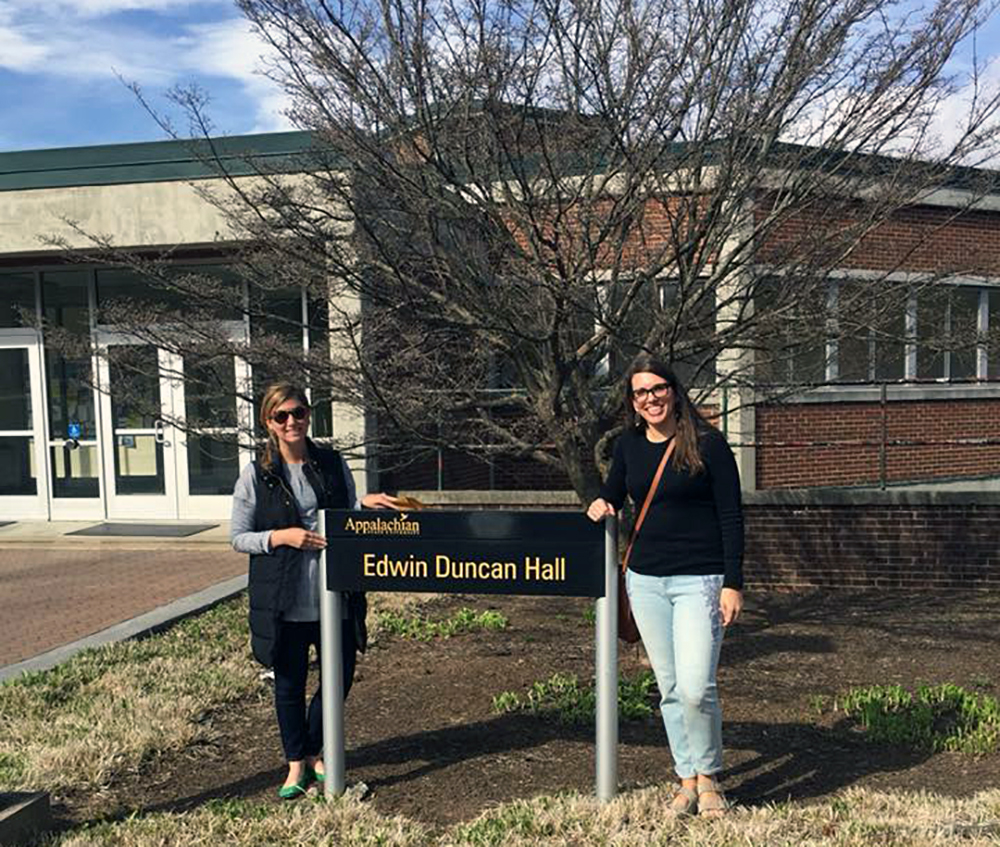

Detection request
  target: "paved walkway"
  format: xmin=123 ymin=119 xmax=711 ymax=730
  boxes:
xmin=0 ymin=522 xmax=246 ymax=680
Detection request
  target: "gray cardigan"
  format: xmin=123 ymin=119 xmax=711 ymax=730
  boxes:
xmin=231 ymin=457 xmax=359 ymax=621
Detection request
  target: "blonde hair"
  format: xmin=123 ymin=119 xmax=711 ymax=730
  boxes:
xmin=259 ymin=381 xmax=310 ymax=471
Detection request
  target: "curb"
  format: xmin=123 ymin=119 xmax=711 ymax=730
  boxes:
xmin=0 ymin=574 xmax=248 ymax=684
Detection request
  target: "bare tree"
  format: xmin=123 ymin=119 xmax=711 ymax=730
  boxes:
xmin=49 ymin=0 xmax=1000 ymax=499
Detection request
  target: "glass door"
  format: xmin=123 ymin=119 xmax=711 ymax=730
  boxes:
xmin=43 ymin=269 xmax=104 ymax=519
xmin=97 ymin=330 xmax=252 ymax=521
xmin=0 ymin=339 xmax=48 ymax=518
xmin=97 ymin=341 xmax=180 ymax=519
xmin=174 ymin=349 xmax=253 ymax=519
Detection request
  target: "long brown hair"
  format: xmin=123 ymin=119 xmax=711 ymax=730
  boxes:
xmin=259 ymin=381 xmax=310 ymax=471
xmin=624 ymin=355 xmax=710 ymax=474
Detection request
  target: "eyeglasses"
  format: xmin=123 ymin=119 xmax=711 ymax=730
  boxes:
xmin=631 ymin=382 xmax=672 ymax=404
xmin=271 ymin=406 xmax=308 ymax=424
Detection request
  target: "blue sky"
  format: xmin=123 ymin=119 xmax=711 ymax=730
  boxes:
xmin=0 ymin=0 xmax=293 ymax=152
xmin=2 ymin=1 xmax=1000 ymax=154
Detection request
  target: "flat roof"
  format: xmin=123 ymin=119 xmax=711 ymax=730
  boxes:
xmin=0 ymin=131 xmax=332 ymax=191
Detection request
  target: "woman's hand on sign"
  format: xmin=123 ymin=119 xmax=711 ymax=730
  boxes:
xmin=362 ymin=492 xmax=404 ymax=510
xmin=586 ymin=497 xmax=616 ymax=522
xmin=271 ymin=528 xmax=327 ymax=550
xmin=720 ymin=588 xmax=743 ymax=626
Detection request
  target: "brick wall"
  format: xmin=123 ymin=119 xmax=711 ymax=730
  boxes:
xmin=402 ymin=490 xmax=1000 ymax=590
xmin=756 ymin=397 xmax=1000 ymax=488
xmin=759 ymin=203 xmax=1000 ymax=275
xmin=745 ymin=491 xmax=1000 ymax=589
xmin=506 ymin=195 xmax=712 ymax=268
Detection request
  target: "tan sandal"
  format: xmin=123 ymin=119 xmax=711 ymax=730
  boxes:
xmin=665 ymin=784 xmax=699 ymax=818
xmin=696 ymin=779 xmax=729 ymax=818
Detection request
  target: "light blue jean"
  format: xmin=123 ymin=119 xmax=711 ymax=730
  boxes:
xmin=626 ymin=570 xmax=725 ymax=778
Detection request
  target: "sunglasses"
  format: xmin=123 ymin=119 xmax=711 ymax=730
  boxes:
xmin=270 ymin=406 xmax=309 ymax=424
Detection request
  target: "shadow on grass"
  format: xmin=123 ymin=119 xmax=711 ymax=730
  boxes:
xmin=112 ymin=711 xmax=932 ymax=819
xmin=720 ymin=719 xmax=933 ymax=806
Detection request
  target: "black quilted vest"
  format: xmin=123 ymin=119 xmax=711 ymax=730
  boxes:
xmin=247 ymin=440 xmax=355 ymax=667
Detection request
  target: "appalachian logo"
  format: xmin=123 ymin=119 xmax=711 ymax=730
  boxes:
xmin=344 ymin=514 xmax=421 ymax=536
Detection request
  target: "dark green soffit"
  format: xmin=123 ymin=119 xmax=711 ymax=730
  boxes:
xmin=0 ymin=132 xmax=346 ymax=191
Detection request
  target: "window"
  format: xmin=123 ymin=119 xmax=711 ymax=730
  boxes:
xmin=835 ymin=280 xmax=905 ymax=382
xmin=0 ymin=272 xmax=36 ymax=328
xmin=604 ymin=277 xmax=716 ymax=386
xmin=307 ymin=292 xmax=333 ymax=438
xmin=990 ymin=290 xmax=1000 ymax=379
xmin=753 ymin=276 xmax=828 ymax=385
xmin=916 ymin=285 xmax=984 ymax=381
xmin=758 ymin=278 xmax=995 ymax=386
xmin=0 ymin=348 xmax=37 ymax=496
xmin=166 ymin=265 xmax=243 ymax=320
xmin=184 ymin=353 xmax=240 ymax=495
xmin=949 ymin=287 xmax=981 ymax=380
xmin=97 ymin=264 xmax=242 ymax=323
xmin=96 ymin=268 xmax=187 ymax=319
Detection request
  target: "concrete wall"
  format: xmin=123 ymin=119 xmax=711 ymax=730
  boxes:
xmin=0 ymin=179 xmax=240 ymax=255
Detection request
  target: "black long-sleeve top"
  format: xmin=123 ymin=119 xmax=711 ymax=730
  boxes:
xmin=599 ymin=427 xmax=744 ymax=590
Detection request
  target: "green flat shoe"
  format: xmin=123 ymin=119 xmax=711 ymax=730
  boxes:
xmin=306 ymin=766 xmax=325 ymax=783
xmin=278 ymin=775 xmax=311 ymax=800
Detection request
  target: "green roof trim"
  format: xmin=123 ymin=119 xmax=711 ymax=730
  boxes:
xmin=0 ymin=131 xmax=340 ymax=191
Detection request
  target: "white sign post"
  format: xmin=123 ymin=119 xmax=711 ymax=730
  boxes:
xmin=317 ymin=510 xmax=346 ymax=796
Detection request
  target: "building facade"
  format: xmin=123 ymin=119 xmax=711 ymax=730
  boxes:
xmin=0 ymin=132 xmax=364 ymax=521
xmin=2 ymin=132 xmax=1000 ymax=523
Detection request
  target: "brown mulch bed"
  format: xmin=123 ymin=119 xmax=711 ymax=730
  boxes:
xmin=56 ymin=589 xmax=1000 ymax=830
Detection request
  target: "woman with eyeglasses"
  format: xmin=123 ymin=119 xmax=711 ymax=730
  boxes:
xmin=586 ymin=355 xmax=744 ymax=818
xmin=231 ymin=381 xmax=400 ymax=799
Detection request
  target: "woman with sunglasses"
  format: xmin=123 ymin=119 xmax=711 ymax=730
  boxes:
xmin=586 ymin=355 xmax=744 ymax=818
xmin=231 ymin=381 xmax=400 ymax=798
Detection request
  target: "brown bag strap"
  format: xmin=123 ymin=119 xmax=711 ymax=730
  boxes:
xmin=621 ymin=436 xmax=676 ymax=574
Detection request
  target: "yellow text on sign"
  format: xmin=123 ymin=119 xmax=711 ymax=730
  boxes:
xmin=362 ymin=553 xmax=568 ymax=582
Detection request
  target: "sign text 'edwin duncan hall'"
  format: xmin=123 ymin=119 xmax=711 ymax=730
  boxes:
xmin=324 ymin=510 xmax=605 ymax=597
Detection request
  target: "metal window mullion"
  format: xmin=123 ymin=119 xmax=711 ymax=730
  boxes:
xmin=904 ymin=291 xmax=917 ymax=380
xmin=826 ymin=281 xmax=838 ymax=382
xmin=88 ymin=267 xmax=110 ymax=515
xmin=977 ymin=288 xmax=988 ymax=380
xmin=32 ymin=268 xmax=55 ymax=517
xmin=595 ymin=281 xmax=610 ymax=378
xmin=944 ymin=297 xmax=952 ymax=381
xmin=868 ymin=326 xmax=877 ymax=382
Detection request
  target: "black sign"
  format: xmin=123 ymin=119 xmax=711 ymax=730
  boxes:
xmin=324 ymin=510 xmax=605 ymax=597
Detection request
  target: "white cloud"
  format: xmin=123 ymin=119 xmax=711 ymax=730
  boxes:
xmin=174 ymin=18 xmax=295 ymax=131
xmin=0 ymin=0 xmax=293 ymax=136
xmin=0 ymin=26 xmax=47 ymax=70
xmin=0 ymin=3 xmax=49 ymax=70
xmin=4 ymin=0 xmax=226 ymax=18
xmin=923 ymin=57 xmax=1000 ymax=165
xmin=176 ymin=19 xmax=266 ymax=80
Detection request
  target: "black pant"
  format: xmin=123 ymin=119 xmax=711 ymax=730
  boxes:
xmin=272 ymin=619 xmax=357 ymax=761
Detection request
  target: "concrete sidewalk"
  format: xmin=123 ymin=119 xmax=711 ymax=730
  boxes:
xmin=0 ymin=521 xmax=247 ymax=682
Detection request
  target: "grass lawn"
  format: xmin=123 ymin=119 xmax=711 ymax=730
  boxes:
xmin=3 ymin=592 xmax=1000 ymax=846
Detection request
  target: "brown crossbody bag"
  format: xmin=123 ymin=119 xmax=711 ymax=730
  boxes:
xmin=618 ymin=436 xmax=676 ymax=643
